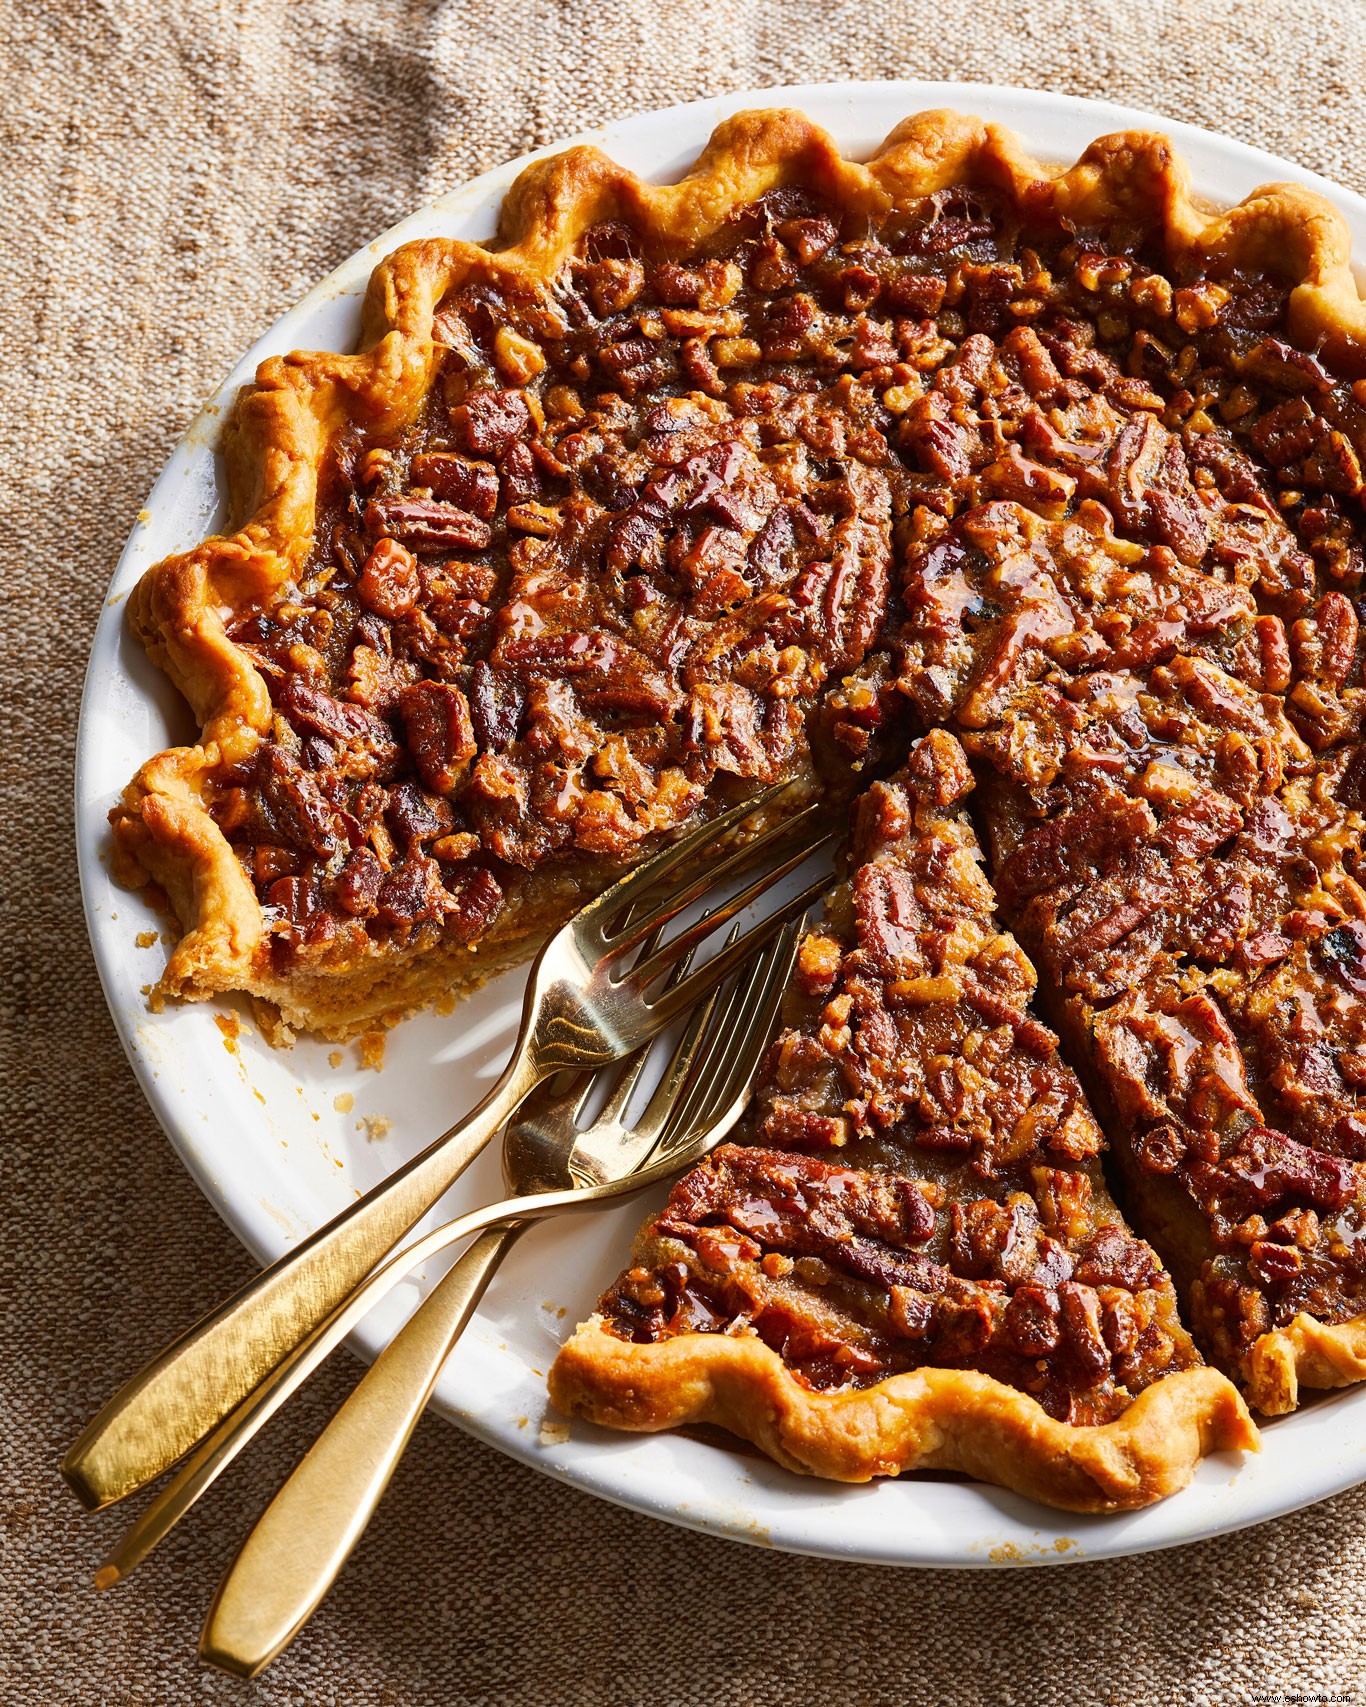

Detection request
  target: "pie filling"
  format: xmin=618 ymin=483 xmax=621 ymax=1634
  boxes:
xmin=123 ymin=119 xmax=1366 ymax=1442
xmin=204 ymin=199 xmax=920 ymax=966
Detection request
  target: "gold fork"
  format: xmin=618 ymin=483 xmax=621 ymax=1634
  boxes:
xmin=195 ymin=920 xmax=800 ymax=1676
xmin=89 ymin=928 xmax=720 ymax=1588
xmin=64 ymin=785 xmax=834 ymax=1512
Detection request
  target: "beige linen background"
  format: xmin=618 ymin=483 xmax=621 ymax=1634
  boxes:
xmin=7 ymin=2 xmax=1366 ymax=1701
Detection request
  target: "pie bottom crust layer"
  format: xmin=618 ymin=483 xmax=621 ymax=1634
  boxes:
xmin=549 ymin=1322 xmax=1254 ymax=1511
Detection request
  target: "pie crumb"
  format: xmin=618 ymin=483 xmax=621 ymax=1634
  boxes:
xmin=334 ymin=1092 xmax=354 ymax=1114
xmin=357 ymin=1031 xmax=386 ymax=1071
xmin=135 ymin=930 xmax=158 ymax=948
xmin=539 ymin=1419 xmax=570 ymax=1447
xmin=328 ymin=1049 xmax=343 ymax=1069
xmin=360 ymin=1115 xmax=393 ymax=1142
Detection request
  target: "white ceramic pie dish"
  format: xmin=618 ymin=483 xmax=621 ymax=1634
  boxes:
xmin=76 ymin=79 xmax=1366 ymax=1568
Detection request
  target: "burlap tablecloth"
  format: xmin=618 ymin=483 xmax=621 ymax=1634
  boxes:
xmin=9 ymin=2 xmax=1366 ymax=1700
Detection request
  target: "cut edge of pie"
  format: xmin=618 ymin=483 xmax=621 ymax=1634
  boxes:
xmin=112 ymin=105 xmax=1366 ymax=1043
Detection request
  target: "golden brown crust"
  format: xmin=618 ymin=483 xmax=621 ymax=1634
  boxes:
xmin=549 ymin=1317 xmax=1257 ymax=1511
xmin=115 ymin=105 xmax=1366 ymax=1039
xmin=1247 ymin=1317 xmax=1366 ymax=1415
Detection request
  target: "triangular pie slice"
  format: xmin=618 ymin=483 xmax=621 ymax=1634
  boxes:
xmin=550 ymin=733 xmax=1255 ymax=1509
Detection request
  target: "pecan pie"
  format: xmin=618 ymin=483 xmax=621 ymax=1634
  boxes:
xmin=116 ymin=107 xmax=1366 ymax=1499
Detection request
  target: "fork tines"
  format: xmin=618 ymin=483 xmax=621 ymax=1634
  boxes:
xmin=587 ymin=782 xmax=827 ymax=952
xmin=576 ymin=782 xmax=837 ymax=1023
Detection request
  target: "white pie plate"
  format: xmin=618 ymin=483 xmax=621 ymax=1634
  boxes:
xmin=77 ymin=80 xmax=1366 ymax=1568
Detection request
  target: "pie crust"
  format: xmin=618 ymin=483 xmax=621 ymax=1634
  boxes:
xmin=116 ymin=106 xmax=1366 ymax=1493
xmin=550 ymin=1322 xmax=1251 ymax=1508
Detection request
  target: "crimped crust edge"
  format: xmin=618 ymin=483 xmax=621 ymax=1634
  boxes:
xmin=549 ymin=1316 xmax=1258 ymax=1512
xmin=1247 ymin=1316 xmax=1366 ymax=1414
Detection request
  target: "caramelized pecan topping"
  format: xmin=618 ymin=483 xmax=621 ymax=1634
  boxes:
xmin=601 ymin=1139 xmax=1186 ymax=1421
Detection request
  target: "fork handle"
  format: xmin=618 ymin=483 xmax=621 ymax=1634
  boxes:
xmin=199 ymin=1223 xmax=522 ymax=1678
xmin=61 ymin=1055 xmax=540 ymax=1512
xmin=92 ymin=1134 xmax=704 ymax=1587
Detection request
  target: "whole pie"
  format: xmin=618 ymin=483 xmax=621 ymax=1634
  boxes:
xmin=115 ymin=106 xmax=1366 ymax=1508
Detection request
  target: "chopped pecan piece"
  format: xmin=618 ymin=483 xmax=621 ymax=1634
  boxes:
xmin=451 ymin=388 xmax=533 ymax=455
xmin=408 ymin=452 xmax=500 ymax=520
xmin=358 ymin=539 xmax=421 ymax=619
xmin=398 ymin=681 xmax=477 ymax=795
xmin=365 ymin=497 xmax=492 ymax=552
xmin=375 ymin=851 xmax=451 ymax=928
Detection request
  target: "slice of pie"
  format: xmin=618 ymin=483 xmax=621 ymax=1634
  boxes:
xmin=116 ymin=107 xmax=1366 ymax=1473
xmin=550 ymin=733 xmax=1256 ymax=1508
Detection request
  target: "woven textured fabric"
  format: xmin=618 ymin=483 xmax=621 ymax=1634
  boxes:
xmin=7 ymin=2 xmax=1366 ymax=1700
